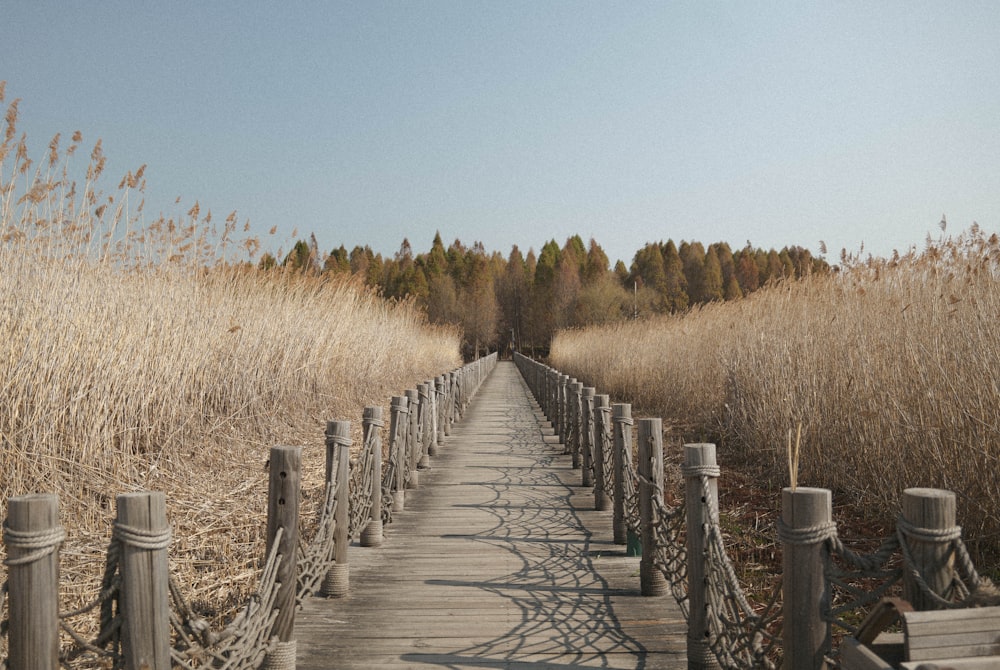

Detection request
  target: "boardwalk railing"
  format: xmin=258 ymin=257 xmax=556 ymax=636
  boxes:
xmin=0 ymin=353 xmax=497 ymax=670
xmin=513 ymin=352 xmax=996 ymax=670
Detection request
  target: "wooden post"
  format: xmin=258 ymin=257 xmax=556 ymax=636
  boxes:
xmin=611 ymin=403 xmax=631 ymax=545
xmin=781 ymin=486 xmax=832 ymax=670
xmin=431 ymin=375 xmax=446 ymax=446
xmin=425 ymin=380 xmax=438 ymax=456
xmin=5 ymin=494 xmax=62 ymax=670
xmin=117 ymin=491 xmax=171 ymax=670
xmin=389 ymin=395 xmax=408 ymax=511
xmin=901 ymin=488 xmax=957 ymax=610
xmin=541 ymin=368 xmax=550 ymax=418
xmin=449 ymin=370 xmax=460 ymax=425
xmin=442 ymin=373 xmax=452 ymax=434
xmin=322 ymin=422 xmax=351 ymax=597
xmin=581 ymin=387 xmax=596 ymax=487
xmin=684 ymin=444 xmax=721 ymax=669
xmin=569 ymin=381 xmax=583 ymax=467
xmin=593 ymin=394 xmax=612 ymax=511
xmin=360 ymin=406 xmax=384 ymax=547
xmin=638 ymin=419 xmax=667 ymax=596
xmin=558 ymin=375 xmax=569 ymax=445
xmin=267 ymin=446 xmax=301 ymax=666
xmin=406 ymin=388 xmax=421 ymax=487
xmin=549 ymin=370 xmax=558 ymax=436
xmin=418 ymin=383 xmax=429 ymax=457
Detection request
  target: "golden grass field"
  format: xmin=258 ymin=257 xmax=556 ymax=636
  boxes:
xmin=552 ymin=228 xmax=1000 ymax=569
xmin=0 ymin=87 xmax=461 ymax=626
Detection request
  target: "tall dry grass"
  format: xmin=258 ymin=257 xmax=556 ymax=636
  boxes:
xmin=552 ymin=228 xmax=1000 ymax=567
xmin=0 ymin=84 xmax=460 ymax=621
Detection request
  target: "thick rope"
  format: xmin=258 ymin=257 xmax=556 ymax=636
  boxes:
xmin=680 ymin=463 xmax=721 ymax=479
xmin=896 ymin=515 xmax=962 ymax=543
xmin=2 ymin=522 xmax=66 ymax=566
xmin=776 ymin=518 xmax=838 ymax=546
xmin=263 ymin=639 xmax=296 ymax=670
xmin=112 ymin=521 xmax=172 ymax=551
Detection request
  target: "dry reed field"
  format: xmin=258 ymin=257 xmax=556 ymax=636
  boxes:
xmin=0 ymin=84 xmax=460 ymax=629
xmin=551 ymin=228 xmax=1000 ymax=570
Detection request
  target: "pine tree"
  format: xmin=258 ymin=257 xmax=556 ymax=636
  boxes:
xmin=680 ymin=241 xmax=706 ymax=304
xmin=662 ymin=240 xmax=689 ymax=312
xmin=583 ymin=238 xmax=610 ymax=285
xmin=703 ymin=246 xmax=724 ymax=302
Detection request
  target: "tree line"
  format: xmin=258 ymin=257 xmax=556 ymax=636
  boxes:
xmin=265 ymin=233 xmax=829 ymax=358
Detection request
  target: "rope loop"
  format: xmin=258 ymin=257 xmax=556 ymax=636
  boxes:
xmin=776 ymin=518 xmax=838 ymax=546
xmin=896 ymin=514 xmax=962 ymax=543
xmin=2 ymin=522 xmax=67 ymax=566
xmin=363 ymin=416 xmax=385 ymax=429
xmin=680 ymin=463 xmax=721 ymax=479
xmin=112 ymin=521 xmax=172 ymax=551
xmin=613 ymin=416 xmax=635 ymax=426
xmin=325 ymin=433 xmax=353 ymax=448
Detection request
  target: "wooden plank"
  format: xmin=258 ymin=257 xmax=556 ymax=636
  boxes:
xmin=900 ymin=658 xmax=1000 ymax=670
xmin=904 ymin=606 xmax=1000 ymax=661
xmin=841 ymin=637 xmax=895 ymax=670
xmin=296 ymin=362 xmax=686 ymax=669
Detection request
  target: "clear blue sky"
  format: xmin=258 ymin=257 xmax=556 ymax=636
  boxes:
xmin=4 ymin=2 xmax=999 ymax=266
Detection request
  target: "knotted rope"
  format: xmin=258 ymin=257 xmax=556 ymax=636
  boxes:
xmin=112 ymin=521 xmax=172 ymax=551
xmin=680 ymin=463 xmax=721 ymax=480
xmin=2 ymin=522 xmax=66 ymax=566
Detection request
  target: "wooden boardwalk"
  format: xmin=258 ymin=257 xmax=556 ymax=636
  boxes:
xmin=296 ymin=361 xmax=687 ymax=669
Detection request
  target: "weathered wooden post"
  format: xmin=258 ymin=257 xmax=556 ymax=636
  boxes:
xmin=450 ymin=370 xmax=461 ymax=423
xmin=322 ymin=421 xmax=351 ymax=597
xmin=4 ymin=493 xmax=63 ymax=670
xmin=406 ymin=388 xmax=421 ymax=487
xmin=417 ymin=383 xmax=432 ymax=465
xmin=360 ymin=407 xmax=384 ymax=547
xmin=389 ymin=395 xmax=408 ymax=511
xmin=611 ymin=403 xmax=632 ymax=546
xmin=684 ymin=443 xmax=722 ymax=670
xmin=558 ymin=374 xmax=569 ymax=445
xmin=538 ymin=366 xmax=552 ymax=421
xmin=569 ymin=381 xmax=583 ymax=467
xmin=435 ymin=376 xmax=448 ymax=443
xmin=424 ymin=381 xmax=438 ymax=456
xmin=638 ymin=419 xmax=667 ymax=597
xmin=780 ymin=486 xmax=833 ymax=670
xmin=581 ymin=387 xmax=596 ymax=487
xmin=545 ymin=368 xmax=559 ymax=428
xmin=456 ymin=367 xmax=467 ymax=418
xmin=900 ymin=488 xmax=958 ymax=610
xmin=266 ymin=446 xmax=301 ymax=670
xmin=593 ymin=394 xmax=612 ymax=511
xmin=115 ymin=491 xmax=171 ymax=670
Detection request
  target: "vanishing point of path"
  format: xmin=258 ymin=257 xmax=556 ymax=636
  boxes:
xmin=296 ymin=361 xmax=687 ymax=669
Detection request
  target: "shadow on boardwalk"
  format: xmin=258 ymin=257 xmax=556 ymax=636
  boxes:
xmin=296 ymin=362 xmax=685 ymax=669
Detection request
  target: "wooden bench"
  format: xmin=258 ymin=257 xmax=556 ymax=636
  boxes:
xmin=842 ymin=600 xmax=1000 ymax=670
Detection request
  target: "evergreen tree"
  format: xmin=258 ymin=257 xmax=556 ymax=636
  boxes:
xmin=425 ymin=231 xmax=448 ymax=278
xmin=583 ymin=238 xmax=610 ymax=285
xmin=323 ymin=245 xmax=351 ymax=274
xmin=724 ymin=274 xmax=743 ymax=301
xmin=734 ymin=245 xmax=760 ymax=294
xmin=662 ymin=240 xmax=689 ymax=312
xmin=680 ymin=241 xmax=707 ymax=304
xmin=613 ymin=260 xmax=629 ymax=285
xmin=283 ymin=239 xmax=313 ymax=272
xmin=702 ymin=246 xmax=724 ymax=302
xmin=495 ymin=246 xmax=528 ymax=353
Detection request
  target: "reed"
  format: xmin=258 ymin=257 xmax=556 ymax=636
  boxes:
xmin=552 ymin=227 xmax=1000 ymax=565
xmin=0 ymin=85 xmax=461 ymax=626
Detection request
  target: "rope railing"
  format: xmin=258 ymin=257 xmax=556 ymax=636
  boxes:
xmin=0 ymin=353 xmax=498 ymax=670
xmin=512 ymin=352 xmax=995 ymax=670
